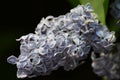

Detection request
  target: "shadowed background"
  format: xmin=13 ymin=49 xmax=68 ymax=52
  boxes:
xmin=0 ymin=0 xmax=102 ymax=80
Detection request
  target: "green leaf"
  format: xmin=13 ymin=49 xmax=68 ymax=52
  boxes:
xmin=67 ymin=0 xmax=80 ymax=7
xmin=107 ymin=17 xmax=120 ymax=39
xmin=79 ymin=0 xmax=109 ymax=25
xmin=102 ymin=77 xmax=107 ymax=80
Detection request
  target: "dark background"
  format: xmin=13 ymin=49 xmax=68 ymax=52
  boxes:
xmin=0 ymin=0 xmax=101 ymax=80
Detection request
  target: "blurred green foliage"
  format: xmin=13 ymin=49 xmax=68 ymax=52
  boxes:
xmin=108 ymin=17 xmax=120 ymax=39
xmin=68 ymin=0 xmax=80 ymax=7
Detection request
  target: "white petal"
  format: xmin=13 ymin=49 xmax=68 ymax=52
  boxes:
xmin=17 ymin=70 xmax=27 ymax=78
xmin=7 ymin=55 xmax=18 ymax=64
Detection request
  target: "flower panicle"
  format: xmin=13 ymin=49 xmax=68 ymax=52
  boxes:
xmin=7 ymin=3 xmax=116 ymax=79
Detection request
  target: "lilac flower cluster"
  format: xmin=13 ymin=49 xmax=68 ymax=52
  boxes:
xmin=7 ymin=3 xmax=116 ymax=79
xmin=91 ymin=44 xmax=120 ymax=80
